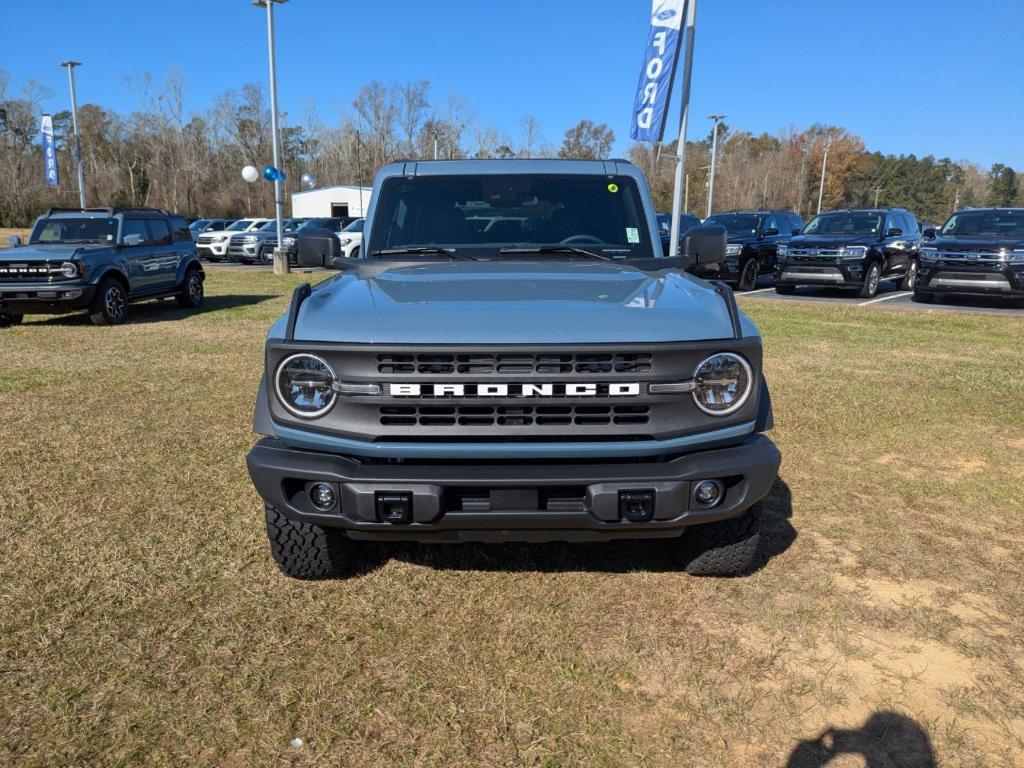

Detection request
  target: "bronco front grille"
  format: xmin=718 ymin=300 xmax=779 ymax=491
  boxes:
xmin=377 ymin=352 xmax=654 ymax=376
xmin=0 ymin=261 xmax=74 ymax=282
xmin=379 ymin=404 xmax=651 ymax=427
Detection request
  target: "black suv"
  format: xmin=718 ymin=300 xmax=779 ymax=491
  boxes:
xmin=656 ymin=212 xmax=702 ymax=256
xmin=915 ymin=208 xmax=1024 ymax=304
xmin=696 ymin=210 xmax=804 ymax=291
xmin=775 ymin=208 xmax=921 ymax=298
xmin=0 ymin=207 xmax=204 ymax=327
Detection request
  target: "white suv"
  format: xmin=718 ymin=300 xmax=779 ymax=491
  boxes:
xmin=337 ymin=218 xmax=364 ymax=258
xmin=197 ymin=218 xmax=269 ymax=261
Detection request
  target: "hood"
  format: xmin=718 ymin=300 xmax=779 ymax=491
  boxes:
xmin=928 ymin=236 xmax=1024 ymax=251
xmin=726 ymin=234 xmax=760 ymax=246
xmin=788 ymin=234 xmax=878 ymax=248
xmin=285 ymin=261 xmax=739 ymax=344
xmin=0 ymin=243 xmax=107 ymax=261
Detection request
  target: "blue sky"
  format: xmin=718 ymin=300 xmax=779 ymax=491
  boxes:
xmin=4 ymin=0 xmax=1024 ymax=167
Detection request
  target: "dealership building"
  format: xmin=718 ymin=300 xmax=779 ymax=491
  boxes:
xmin=290 ymin=184 xmax=372 ymax=219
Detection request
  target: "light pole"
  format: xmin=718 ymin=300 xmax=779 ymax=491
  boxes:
xmin=706 ymin=114 xmax=725 ymax=218
xmin=60 ymin=61 xmax=86 ymax=208
xmin=667 ymin=0 xmax=697 ymax=257
xmin=817 ymin=137 xmax=832 ymax=215
xmin=253 ymin=0 xmax=286 ymax=258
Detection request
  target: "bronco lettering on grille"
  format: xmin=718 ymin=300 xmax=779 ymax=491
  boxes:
xmin=386 ymin=383 xmax=642 ymax=398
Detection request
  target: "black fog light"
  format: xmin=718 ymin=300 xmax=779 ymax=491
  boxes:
xmin=619 ymin=489 xmax=654 ymax=522
xmin=693 ymin=480 xmax=724 ymax=508
xmin=309 ymin=482 xmax=337 ymax=511
xmin=376 ymin=492 xmax=413 ymax=524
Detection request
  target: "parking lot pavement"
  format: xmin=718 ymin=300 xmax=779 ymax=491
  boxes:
xmin=737 ymin=278 xmax=1024 ymax=317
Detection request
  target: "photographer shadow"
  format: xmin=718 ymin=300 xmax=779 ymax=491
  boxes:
xmin=787 ymin=711 xmax=937 ymax=768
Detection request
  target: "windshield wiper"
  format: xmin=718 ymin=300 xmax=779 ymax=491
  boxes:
xmin=499 ymin=246 xmax=615 ymax=261
xmin=371 ymin=247 xmax=477 ymax=260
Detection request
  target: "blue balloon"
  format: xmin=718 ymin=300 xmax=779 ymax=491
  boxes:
xmin=262 ymin=165 xmax=277 ymax=181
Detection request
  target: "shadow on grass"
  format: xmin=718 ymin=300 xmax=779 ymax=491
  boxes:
xmin=23 ymin=293 xmax=278 ymax=327
xmin=787 ymin=711 xmax=937 ymax=767
xmin=362 ymin=477 xmax=796 ymax=577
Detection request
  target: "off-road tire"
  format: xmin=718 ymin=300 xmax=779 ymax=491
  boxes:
xmin=89 ymin=277 xmax=129 ymax=326
xmin=912 ymin=288 xmax=934 ymax=304
xmin=264 ymin=503 xmax=359 ymax=579
xmin=176 ymin=267 xmax=204 ymax=308
xmin=0 ymin=313 xmax=23 ymax=328
xmin=900 ymin=258 xmax=919 ymax=290
xmin=774 ymin=284 xmax=796 ymax=295
xmin=736 ymin=258 xmax=759 ymax=292
xmin=679 ymin=503 xmax=762 ymax=577
xmin=858 ymin=262 xmax=881 ymax=299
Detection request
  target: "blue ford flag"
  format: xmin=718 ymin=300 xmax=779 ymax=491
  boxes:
xmin=41 ymin=114 xmax=59 ymax=186
xmin=630 ymin=0 xmax=687 ymax=142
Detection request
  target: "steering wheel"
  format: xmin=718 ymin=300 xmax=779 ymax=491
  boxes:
xmin=560 ymin=234 xmax=604 ymax=245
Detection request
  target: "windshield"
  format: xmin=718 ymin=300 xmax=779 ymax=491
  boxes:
xmin=704 ymin=213 xmax=761 ymax=236
xmin=30 ymin=217 xmax=118 ymax=245
xmin=342 ymin=219 xmax=365 ymax=233
xmin=655 ymin=214 xmax=701 ymax=235
xmin=368 ymin=174 xmax=653 ymax=258
xmin=226 ymin=219 xmax=253 ymax=231
xmin=803 ymin=212 xmax=883 ymax=237
xmin=940 ymin=210 xmax=1024 ymax=239
xmin=189 ymin=219 xmax=209 ymax=231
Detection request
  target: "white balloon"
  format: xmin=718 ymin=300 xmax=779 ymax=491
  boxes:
xmin=301 ymin=173 xmax=316 ymax=189
xmin=241 ymin=165 xmax=259 ymax=183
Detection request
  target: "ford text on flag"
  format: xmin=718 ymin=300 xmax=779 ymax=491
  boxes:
xmin=630 ymin=0 xmax=687 ymax=143
xmin=41 ymin=115 xmax=59 ymax=186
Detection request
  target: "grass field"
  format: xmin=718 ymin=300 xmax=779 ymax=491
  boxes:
xmin=1 ymin=269 xmax=1022 ymax=767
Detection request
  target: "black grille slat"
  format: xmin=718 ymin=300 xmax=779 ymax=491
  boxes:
xmin=377 ymin=351 xmax=653 ymax=376
xmin=381 ymin=404 xmax=649 ymax=428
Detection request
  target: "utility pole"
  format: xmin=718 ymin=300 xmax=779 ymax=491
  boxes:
xmin=60 ymin=61 xmax=86 ymax=208
xmin=816 ymin=136 xmax=832 ymax=215
xmin=684 ymin=173 xmax=690 ymax=215
xmin=874 ymin=186 xmax=882 ymax=207
xmin=355 ymin=130 xmax=364 ymax=215
xmin=254 ymin=0 xmax=287 ymax=259
xmin=706 ymin=113 xmax=725 ymax=218
xmin=667 ymin=0 xmax=698 ymax=257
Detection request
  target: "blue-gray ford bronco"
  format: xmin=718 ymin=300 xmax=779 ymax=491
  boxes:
xmin=246 ymin=159 xmax=781 ymax=578
xmin=0 ymin=207 xmax=204 ymax=327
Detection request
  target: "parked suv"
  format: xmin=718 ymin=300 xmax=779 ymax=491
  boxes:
xmin=775 ymin=208 xmax=921 ymax=298
xmin=656 ymin=212 xmax=702 ymax=256
xmin=699 ymin=210 xmax=804 ymax=291
xmin=0 ymin=207 xmax=204 ymax=327
xmin=337 ymin=218 xmax=365 ymax=259
xmin=246 ymin=159 xmax=780 ymax=580
xmin=197 ymin=218 xmax=268 ymax=261
xmin=279 ymin=218 xmax=349 ymax=264
xmin=914 ymin=208 xmax=1024 ymax=304
xmin=189 ymin=218 xmax=231 ymax=241
xmin=226 ymin=218 xmax=305 ymax=264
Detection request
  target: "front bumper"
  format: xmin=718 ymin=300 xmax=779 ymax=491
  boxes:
xmin=246 ymin=434 xmax=781 ymax=543
xmin=918 ymin=261 xmax=1024 ymax=298
xmin=692 ymin=259 xmax=741 ymax=282
xmin=0 ymin=280 xmax=96 ymax=314
xmin=773 ymin=259 xmax=868 ymax=287
xmin=197 ymin=241 xmax=229 ymax=259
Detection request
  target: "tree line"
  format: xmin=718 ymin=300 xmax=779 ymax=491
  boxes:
xmin=0 ymin=68 xmax=1016 ymax=227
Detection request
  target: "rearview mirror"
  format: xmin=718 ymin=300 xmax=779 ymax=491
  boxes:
xmin=7 ymin=235 xmax=22 ymax=247
xmin=122 ymin=233 xmax=145 ymax=247
xmin=296 ymin=227 xmax=341 ymax=269
xmin=886 ymin=227 xmax=903 ymax=237
xmin=679 ymin=225 xmax=727 ymax=266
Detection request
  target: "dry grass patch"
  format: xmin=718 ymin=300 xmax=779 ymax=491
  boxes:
xmin=0 ymin=272 xmax=1022 ymax=766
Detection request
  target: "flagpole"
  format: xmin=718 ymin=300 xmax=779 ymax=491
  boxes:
xmin=668 ymin=0 xmax=696 ymax=258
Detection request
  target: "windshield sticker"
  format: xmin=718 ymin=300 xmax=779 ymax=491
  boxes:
xmin=626 ymin=227 xmax=640 ymax=243
xmin=607 ymin=183 xmax=619 ymax=193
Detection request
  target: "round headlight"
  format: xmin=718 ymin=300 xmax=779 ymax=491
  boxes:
xmin=274 ymin=353 xmax=336 ymax=418
xmin=692 ymin=353 xmax=753 ymax=416
xmin=60 ymin=261 xmax=79 ymax=278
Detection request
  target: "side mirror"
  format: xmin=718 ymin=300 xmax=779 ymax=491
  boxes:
xmin=886 ymin=228 xmax=903 ymax=237
xmin=296 ymin=226 xmax=342 ymax=268
xmin=122 ymin=233 xmax=145 ymax=247
xmin=680 ymin=224 xmax=727 ymax=266
xmin=791 ymin=228 xmax=801 ymax=235
xmin=762 ymin=227 xmax=779 ymax=237
xmin=7 ymin=235 xmax=22 ymax=247
xmin=922 ymin=228 xmax=937 ymax=239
